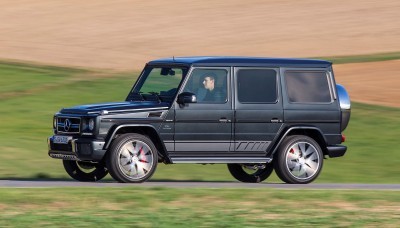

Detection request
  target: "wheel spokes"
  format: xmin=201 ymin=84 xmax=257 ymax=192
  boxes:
xmin=286 ymin=142 xmax=320 ymax=180
xmin=118 ymin=139 xmax=154 ymax=180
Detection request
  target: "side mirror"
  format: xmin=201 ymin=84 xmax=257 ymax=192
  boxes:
xmin=177 ymin=92 xmax=197 ymax=104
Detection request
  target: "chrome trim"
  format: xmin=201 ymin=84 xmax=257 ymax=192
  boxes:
xmin=171 ymin=157 xmax=272 ymax=164
xmin=328 ymin=71 xmax=337 ymax=100
xmin=56 ymin=116 xmax=81 ymax=134
xmin=49 ymin=153 xmax=80 ymax=161
xmin=88 ymin=107 xmax=169 ymax=115
xmin=337 ymin=84 xmax=351 ymax=110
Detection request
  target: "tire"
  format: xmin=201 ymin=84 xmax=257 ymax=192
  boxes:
xmin=106 ymin=133 xmax=158 ymax=183
xmin=227 ymin=163 xmax=274 ymax=183
xmin=63 ymin=160 xmax=108 ymax=182
xmin=274 ymin=135 xmax=323 ymax=184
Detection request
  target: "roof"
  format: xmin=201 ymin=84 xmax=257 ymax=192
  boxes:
xmin=148 ymin=56 xmax=332 ymax=68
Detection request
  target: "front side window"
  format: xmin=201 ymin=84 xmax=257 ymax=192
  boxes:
xmin=237 ymin=69 xmax=277 ymax=103
xmin=285 ymin=71 xmax=332 ymax=103
xmin=127 ymin=67 xmax=187 ymax=102
xmin=183 ymin=68 xmax=228 ymax=103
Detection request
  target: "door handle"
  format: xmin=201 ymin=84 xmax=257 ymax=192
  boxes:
xmin=219 ymin=118 xmax=231 ymax=123
xmin=270 ymin=118 xmax=281 ymax=123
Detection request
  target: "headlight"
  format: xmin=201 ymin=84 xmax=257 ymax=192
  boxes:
xmin=88 ymin=119 xmax=95 ymax=131
xmin=53 ymin=117 xmax=57 ymax=129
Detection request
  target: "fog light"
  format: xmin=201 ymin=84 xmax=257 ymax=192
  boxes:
xmin=88 ymin=119 xmax=95 ymax=131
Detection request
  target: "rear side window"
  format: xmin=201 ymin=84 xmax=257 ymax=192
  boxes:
xmin=285 ymin=71 xmax=332 ymax=103
xmin=237 ymin=69 xmax=277 ymax=103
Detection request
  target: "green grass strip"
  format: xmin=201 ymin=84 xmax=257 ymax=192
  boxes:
xmin=0 ymin=60 xmax=91 ymax=74
xmin=314 ymin=51 xmax=400 ymax=64
xmin=0 ymin=187 xmax=399 ymax=226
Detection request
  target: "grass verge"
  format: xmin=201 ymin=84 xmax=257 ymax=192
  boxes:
xmin=0 ymin=187 xmax=399 ymax=226
xmin=314 ymin=51 xmax=400 ymax=64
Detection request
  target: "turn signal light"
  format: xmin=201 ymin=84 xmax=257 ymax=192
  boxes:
xmin=341 ymin=134 xmax=346 ymax=142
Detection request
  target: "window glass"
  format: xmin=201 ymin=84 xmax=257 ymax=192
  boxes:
xmin=138 ymin=68 xmax=183 ymax=94
xmin=183 ymin=69 xmax=228 ymax=103
xmin=237 ymin=69 xmax=277 ymax=103
xmin=128 ymin=67 xmax=187 ymax=102
xmin=285 ymin=71 xmax=332 ymax=103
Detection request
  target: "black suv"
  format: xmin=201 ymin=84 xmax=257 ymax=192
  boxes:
xmin=48 ymin=57 xmax=351 ymax=184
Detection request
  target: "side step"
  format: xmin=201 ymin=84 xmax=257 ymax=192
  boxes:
xmin=171 ymin=157 xmax=272 ymax=164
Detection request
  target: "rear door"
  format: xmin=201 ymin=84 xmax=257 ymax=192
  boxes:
xmin=233 ymin=67 xmax=283 ymax=155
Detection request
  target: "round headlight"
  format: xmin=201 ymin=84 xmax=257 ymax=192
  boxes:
xmin=88 ymin=119 xmax=95 ymax=131
xmin=53 ymin=117 xmax=57 ymax=129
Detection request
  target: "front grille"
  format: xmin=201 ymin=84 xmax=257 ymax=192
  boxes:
xmin=57 ymin=117 xmax=81 ymax=134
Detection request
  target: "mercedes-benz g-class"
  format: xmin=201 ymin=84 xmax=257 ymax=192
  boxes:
xmin=48 ymin=57 xmax=351 ymax=184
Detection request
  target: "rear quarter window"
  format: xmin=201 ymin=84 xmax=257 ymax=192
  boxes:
xmin=284 ymin=71 xmax=332 ymax=103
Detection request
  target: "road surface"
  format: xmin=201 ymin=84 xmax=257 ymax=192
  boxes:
xmin=0 ymin=180 xmax=399 ymax=190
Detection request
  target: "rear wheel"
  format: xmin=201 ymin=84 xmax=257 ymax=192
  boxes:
xmin=274 ymin=135 xmax=323 ymax=184
xmin=227 ymin=163 xmax=274 ymax=183
xmin=63 ymin=160 xmax=108 ymax=182
xmin=106 ymin=133 xmax=158 ymax=183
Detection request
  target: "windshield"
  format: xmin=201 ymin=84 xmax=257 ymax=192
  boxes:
xmin=126 ymin=66 xmax=188 ymax=102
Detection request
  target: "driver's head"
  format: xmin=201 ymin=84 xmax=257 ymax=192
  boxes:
xmin=202 ymin=74 xmax=215 ymax=91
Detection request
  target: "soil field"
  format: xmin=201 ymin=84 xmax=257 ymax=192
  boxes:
xmin=334 ymin=60 xmax=400 ymax=107
xmin=1 ymin=0 xmax=399 ymax=70
xmin=0 ymin=0 xmax=399 ymax=107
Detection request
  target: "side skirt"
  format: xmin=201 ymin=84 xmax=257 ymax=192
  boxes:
xmin=170 ymin=157 xmax=272 ymax=164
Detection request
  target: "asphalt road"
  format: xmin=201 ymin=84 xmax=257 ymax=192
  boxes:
xmin=0 ymin=180 xmax=399 ymax=190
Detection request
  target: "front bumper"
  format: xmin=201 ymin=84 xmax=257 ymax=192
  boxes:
xmin=48 ymin=136 xmax=106 ymax=161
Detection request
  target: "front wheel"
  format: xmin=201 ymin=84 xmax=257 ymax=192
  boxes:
xmin=227 ymin=163 xmax=274 ymax=183
xmin=63 ymin=160 xmax=108 ymax=182
xmin=274 ymin=135 xmax=323 ymax=184
xmin=106 ymin=133 xmax=158 ymax=183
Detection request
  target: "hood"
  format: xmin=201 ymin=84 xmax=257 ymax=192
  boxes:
xmin=60 ymin=101 xmax=170 ymax=115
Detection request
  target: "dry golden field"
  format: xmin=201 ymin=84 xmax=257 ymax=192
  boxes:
xmin=1 ymin=0 xmax=399 ymax=106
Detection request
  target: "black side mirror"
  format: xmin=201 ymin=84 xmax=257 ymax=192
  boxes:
xmin=177 ymin=92 xmax=197 ymax=104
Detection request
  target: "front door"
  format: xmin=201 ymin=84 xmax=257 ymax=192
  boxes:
xmin=173 ymin=67 xmax=233 ymax=158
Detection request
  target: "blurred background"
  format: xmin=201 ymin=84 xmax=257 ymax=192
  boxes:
xmin=0 ymin=0 xmax=399 ymax=182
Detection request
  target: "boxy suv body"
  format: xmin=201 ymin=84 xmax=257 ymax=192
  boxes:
xmin=48 ymin=57 xmax=351 ymax=184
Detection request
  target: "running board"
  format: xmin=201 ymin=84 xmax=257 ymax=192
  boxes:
xmin=171 ymin=157 xmax=272 ymax=164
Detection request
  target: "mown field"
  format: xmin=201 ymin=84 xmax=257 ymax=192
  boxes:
xmin=0 ymin=57 xmax=399 ymax=183
xmin=0 ymin=187 xmax=399 ymax=227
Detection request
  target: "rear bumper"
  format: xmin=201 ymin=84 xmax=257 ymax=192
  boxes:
xmin=326 ymin=145 xmax=347 ymax=158
xmin=48 ymin=136 xmax=106 ymax=161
